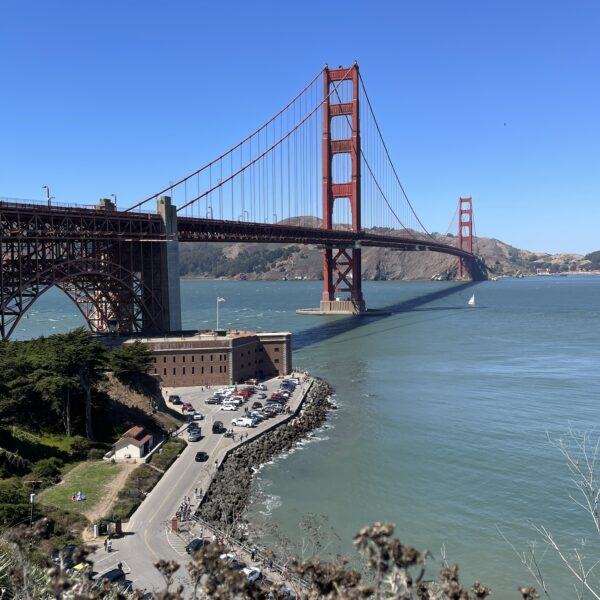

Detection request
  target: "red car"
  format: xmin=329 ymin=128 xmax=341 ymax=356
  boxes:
xmin=182 ymin=402 xmax=193 ymax=413
xmin=270 ymin=393 xmax=282 ymax=400
xmin=244 ymin=379 xmax=258 ymax=385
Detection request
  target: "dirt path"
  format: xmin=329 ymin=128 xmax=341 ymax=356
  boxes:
xmin=82 ymin=462 xmax=139 ymax=540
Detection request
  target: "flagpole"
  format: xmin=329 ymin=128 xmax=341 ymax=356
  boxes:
xmin=216 ymin=297 xmax=219 ymax=330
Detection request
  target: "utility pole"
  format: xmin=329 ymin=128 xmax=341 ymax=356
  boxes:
xmin=24 ymin=480 xmax=43 ymax=525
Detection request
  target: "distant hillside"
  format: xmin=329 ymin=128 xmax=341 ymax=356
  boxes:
xmin=178 ymin=228 xmax=597 ymax=281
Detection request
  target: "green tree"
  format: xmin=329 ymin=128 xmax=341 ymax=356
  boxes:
xmin=109 ymin=341 xmax=152 ymax=383
xmin=56 ymin=329 xmax=107 ymax=441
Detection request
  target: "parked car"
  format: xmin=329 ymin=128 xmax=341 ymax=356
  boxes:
xmin=256 ymin=384 xmax=267 ymax=391
xmin=251 ymin=402 xmax=263 ymax=409
xmin=257 ymin=393 xmax=267 ymax=400
xmin=270 ymin=393 xmax=283 ymax=400
xmin=249 ymin=411 xmax=264 ymax=422
xmin=195 ymin=451 xmax=209 ymax=462
xmin=182 ymin=402 xmax=194 ymax=413
xmin=188 ymin=421 xmax=200 ymax=431
xmin=212 ymin=420 xmax=225 ymax=434
xmin=96 ymin=568 xmax=126 ymax=585
xmin=244 ymin=378 xmax=258 ymax=385
xmin=188 ymin=429 xmax=202 ymax=442
xmin=51 ymin=544 xmax=77 ymax=569
xmin=242 ymin=567 xmax=262 ymax=582
xmin=191 ymin=411 xmax=204 ymax=421
xmin=186 ymin=538 xmax=210 ymax=554
xmin=221 ymin=403 xmax=237 ymax=411
xmin=168 ymin=394 xmax=182 ymax=405
xmin=232 ymin=417 xmax=255 ymax=428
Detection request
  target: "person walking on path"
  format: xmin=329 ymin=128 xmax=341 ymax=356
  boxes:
xmin=107 ymin=538 xmax=112 ymax=553
xmin=104 ymin=538 xmax=108 ymax=552
xmin=251 ymin=546 xmax=256 ymax=561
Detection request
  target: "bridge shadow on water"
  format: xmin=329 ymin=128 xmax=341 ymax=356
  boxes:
xmin=293 ymin=281 xmax=481 ymax=351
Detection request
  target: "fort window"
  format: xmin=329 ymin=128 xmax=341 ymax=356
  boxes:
xmin=163 ymin=368 xmax=166 ymax=375
xmin=183 ymin=367 xmax=186 ymax=375
xmin=210 ymin=366 xmax=213 ymax=374
xmin=192 ymin=367 xmax=195 ymax=375
xmin=173 ymin=368 xmax=176 ymax=375
xmin=275 ymin=347 xmax=280 ymax=352
xmin=183 ymin=356 xmax=186 ymax=363
xmin=191 ymin=355 xmax=195 ymax=362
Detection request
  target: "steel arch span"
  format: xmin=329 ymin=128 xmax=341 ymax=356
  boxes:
xmin=0 ymin=202 xmax=173 ymax=340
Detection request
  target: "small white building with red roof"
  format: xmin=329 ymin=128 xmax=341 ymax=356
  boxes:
xmin=113 ymin=426 xmax=154 ymax=460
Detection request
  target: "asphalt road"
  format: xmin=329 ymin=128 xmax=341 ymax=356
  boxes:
xmin=90 ymin=375 xmax=309 ymax=596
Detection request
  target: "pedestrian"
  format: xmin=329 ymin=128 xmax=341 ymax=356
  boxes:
xmin=194 ymin=487 xmax=198 ymax=498
xmin=117 ymin=562 xmax=123 ymax=571
xmin=268 ymin=558 xmax=273 ymax=570
xmin=107 ymin=539 xmax=112 ymax=552
xmin=251 ymin=546 xmax=256 ymax=561
xmin=103 ymin=538 xmax=108 ymax=552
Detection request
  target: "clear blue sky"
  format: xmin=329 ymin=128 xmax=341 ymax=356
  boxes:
xmin=1 ymin=0 xmax=598 ymax=254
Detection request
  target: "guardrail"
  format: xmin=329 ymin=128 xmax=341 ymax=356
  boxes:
xmin=190 ymin=513 xmax=309 ymax=590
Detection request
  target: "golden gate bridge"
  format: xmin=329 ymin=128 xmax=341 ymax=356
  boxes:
xmin=0 ymin=63 xmax=485 ymax=340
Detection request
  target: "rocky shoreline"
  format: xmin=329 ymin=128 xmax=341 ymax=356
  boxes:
xmin=197 ymin=378 xmax=334 ymax=534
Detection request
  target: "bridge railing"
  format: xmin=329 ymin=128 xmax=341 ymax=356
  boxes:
xmin=0 ymin=197 xmax=157 ymax=215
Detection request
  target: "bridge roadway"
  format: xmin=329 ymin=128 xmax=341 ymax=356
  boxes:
xmin=0 ymin=202 xmax=475 ymax=262
xmin=90 ymin=376 xmax=312 ymax=596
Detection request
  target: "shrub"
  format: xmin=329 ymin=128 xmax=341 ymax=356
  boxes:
xmin=147 ymin=438 xmax=186 ymax=471
xmin=31 ymin=457 xmax=64 ymax=482
xmin=86 ymin=448 xmax=106 ymax=461
xmin=70 ymin=436 xmax=91 ymax=459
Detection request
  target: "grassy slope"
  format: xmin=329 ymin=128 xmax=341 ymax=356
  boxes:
xmin=38 ymin=461 xmax=126 ymax=515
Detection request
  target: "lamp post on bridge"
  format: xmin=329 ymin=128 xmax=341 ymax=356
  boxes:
xmin=42 ymin=185 xmax=54 ymax=207
xmin=110 ymin=193 xmax=117 ymax=209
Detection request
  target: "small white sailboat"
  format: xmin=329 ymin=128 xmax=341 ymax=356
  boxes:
xmin=468 ymin=294 xmax=476 ymax=307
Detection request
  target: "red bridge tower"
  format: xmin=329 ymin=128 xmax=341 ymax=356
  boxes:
xmin=457 ymin=196 xmax=473 ymax=280
xmin=320 ymin=64 xmax=365 ymax=314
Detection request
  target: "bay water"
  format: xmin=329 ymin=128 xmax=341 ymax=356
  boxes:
xmin=15 ymin=277 xmax=600 ymax=598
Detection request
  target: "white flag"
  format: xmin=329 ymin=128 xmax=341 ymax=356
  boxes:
xmin=217 ymin=297 xmax=225 ymax=302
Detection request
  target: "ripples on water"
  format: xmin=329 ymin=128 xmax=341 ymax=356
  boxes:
xmin=16 ymin=277 xmax=600 ymax=599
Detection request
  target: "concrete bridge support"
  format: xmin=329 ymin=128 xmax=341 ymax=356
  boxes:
xmin=157 ymin=195 xmax=182 ymax=332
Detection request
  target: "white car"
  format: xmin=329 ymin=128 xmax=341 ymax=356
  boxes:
xmin=191 ymin=411 xmax=204 ymax=420
xmin=242 ymin=567 xmax=262 ymax=582
xmin=232 ymin=417 xmax=254 ymax=427
xmin=221 ymin=403 xmax=237 ymax=411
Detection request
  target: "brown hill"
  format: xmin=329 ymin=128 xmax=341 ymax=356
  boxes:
xmin=179 ymin=230 xmax=592 ymax=281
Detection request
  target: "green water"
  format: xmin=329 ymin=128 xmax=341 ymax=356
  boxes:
xmin=16 ymin=277 xmax=600 ymax=597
